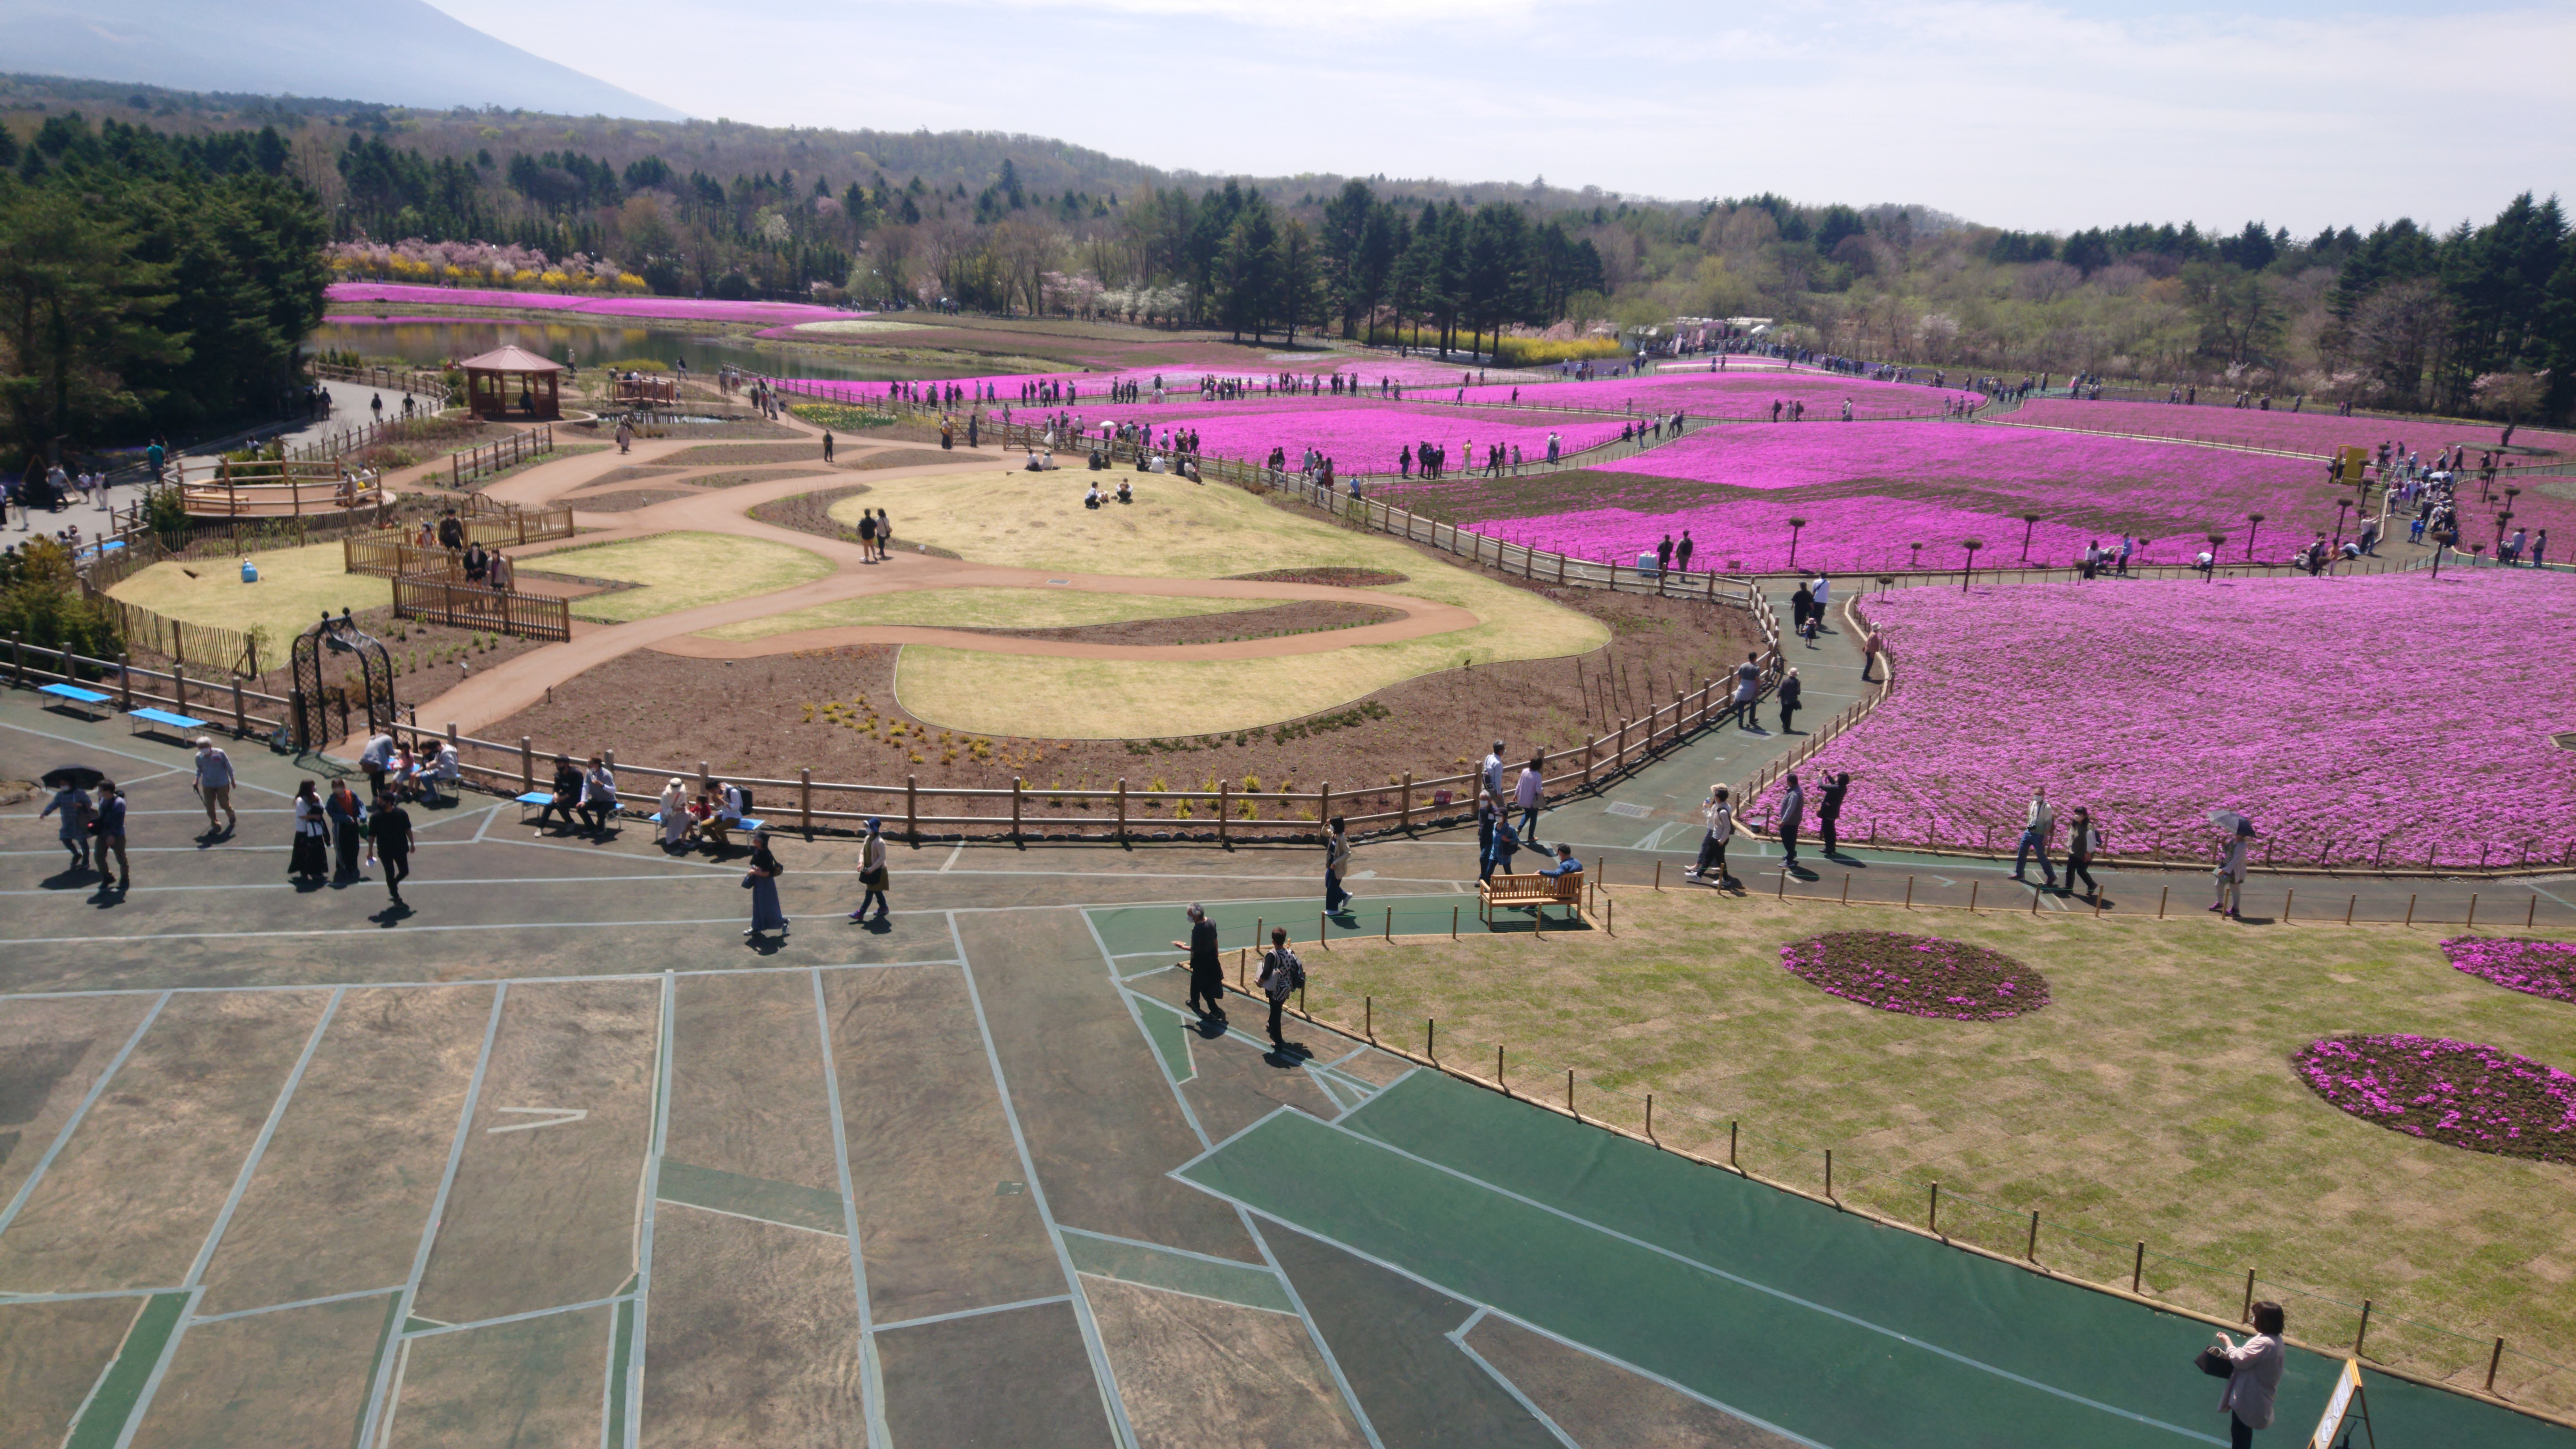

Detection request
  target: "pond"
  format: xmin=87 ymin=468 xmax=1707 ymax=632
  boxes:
xmin=304 ymin=318 xmax=991 ymax=382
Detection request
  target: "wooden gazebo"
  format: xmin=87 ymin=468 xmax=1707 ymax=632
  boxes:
xmin=460 ymin=345 xmax=565 ymax=421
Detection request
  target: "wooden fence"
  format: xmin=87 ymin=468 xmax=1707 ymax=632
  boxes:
xmin=451 ymin=426 xmax=555 ymax=487
xmin=388 ymin=578 xmax=573 ymax=641
xmin=309 ymin=360 xmax=453 ymax=409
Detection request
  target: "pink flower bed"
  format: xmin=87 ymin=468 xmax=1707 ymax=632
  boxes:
xmin=1461 ymin=370 xmax=1981 ymax=418
xmin=1780 ymin=931 xmax=2048 ymax=1020
xmin=2294 ymin=1035 xmax=2576 ymax=1164
xmin=325 ymin=282 xmax=858 ymax=326
xmin=1748 ymin=570 xmax=2576 ymax=870
xmin=1171 ymin=407 xmax=1629 ymax=472
xmin=2006 ymin=399 xmax=2527 ymax=458
xmin=2443 ymin=938 xmax=2576 ymax=1005
xmin=1427 ymin=422 xmax=2354 ymax=572
xmin=322 ymin=314 xmax=525 ymax=326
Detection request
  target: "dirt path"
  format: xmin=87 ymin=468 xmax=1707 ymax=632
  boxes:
xmin=393 ymin=418 xmax=1488 ymax=738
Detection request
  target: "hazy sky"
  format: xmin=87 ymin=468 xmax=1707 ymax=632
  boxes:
xmin=429 ymin=0 xmax=2572 ymax=236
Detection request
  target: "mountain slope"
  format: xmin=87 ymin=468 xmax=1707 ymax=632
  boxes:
xmin=0 ymin=0 xmax=683 ymax=119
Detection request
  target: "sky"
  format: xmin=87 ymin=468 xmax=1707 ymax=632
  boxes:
xmin=427 ymin=0 xmax=2573 ymax=236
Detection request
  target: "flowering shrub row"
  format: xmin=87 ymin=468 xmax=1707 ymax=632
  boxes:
xmin=1462 ymin=370 xmax=1982 ymax=418
xmin=1744 ymin=571 xmax=2576 ymax=870
xmin=2006 ymin=398 xmax=2549 ymax=460
xmin=1778 ymin=931 xmax=2048 ymax=1020
xmin=2293 ymin=1035 xmax=2576 ymax=1164
xmin=2443 ymin=938 xmax=2576 ymax=1005
xmin=326 ymin=282 xmax=856 ymax=326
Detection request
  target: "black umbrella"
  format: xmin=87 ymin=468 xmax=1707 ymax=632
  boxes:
xmin=41 ymin=765 xmax=107 ymax=790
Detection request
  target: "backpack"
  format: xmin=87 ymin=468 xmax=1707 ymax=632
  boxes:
xmin=1266 ymin=947 xmax=1305 ymax=997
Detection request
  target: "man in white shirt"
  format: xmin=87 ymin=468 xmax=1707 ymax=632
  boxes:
xmin=193 ymin=737 xmax=238 ymax=834
xmin=2012 ymin=786 xmax=2056 ymax=888
xmin=1512 ymin=757 xmax=1545 ymax=847
xmin=1686 ymin=786 xmax=1733 ymax=884
xmin=1480 ymin=742 xmax=1506 ymax=805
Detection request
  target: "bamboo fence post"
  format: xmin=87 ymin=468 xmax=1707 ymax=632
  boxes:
xmin=1218 ymin=779 xmax=1230 ymax=845
xmin=2488 ymin=1339 xmax=2505 ymax=1393
xmin=1929 ymin=1182 xmax=1940 ymax=1234
xmin=1012 ymin=778 xmax=1023 ymax=843
xmin=799 ymin=768 xmax=813 ymax=837
xmin=231 ymin=678 xmax=245 ymax=736
xmin=1117 ymin=779 xmax=1127 ymax=842
xmin=116 ymin=651 xmax=132 ymax=709
xmin=1566 ymin=1069 xmax=1577 ymax=1120
xmin=1427 ymin=1017 xmax=1435 ymax=1061
xmin=2404 ymin=894 xmax=2414 ymax=926
xmin=521 ymin=738 xmax=534 ymax=791
xmin=1496 ymin=1045 xmax=1506 ymax=1093
xmin=1645 ymin=1093 xmax=1654 ymax=1141
xmin=905 ymin=776 xmax=918 ymax=844
xmin=2027 ymin=1211 xmax=2041 ymax=1262
xmin=1399 ymin=772 xmax=1412 ymax=831
xmin=2466 ymin=893 xmax=2477 ymax=928
xmin=2133 ymin=1242 xmax=2146 ymax=1294
xmin=2241 ymin=1271 xmax=2256 ymax=1322
xmin=1729 ymin=1120 xmax=1738 ymax=1167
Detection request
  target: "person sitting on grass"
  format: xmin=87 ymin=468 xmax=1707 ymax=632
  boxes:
xmin=1116 ymin=479 xmax=1133 ymax=504
xmin=1084 ymin=483 xmax=1104 ymax=509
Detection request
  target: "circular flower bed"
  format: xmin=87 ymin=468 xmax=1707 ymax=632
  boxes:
xmin=2293 ymin=1036 xmax=2576 ymax=1164
xmin=2442 ymin=937 xmax=2576 ymax=1005
xmin=1778 ymin=932 xmax=2048 ymax=1020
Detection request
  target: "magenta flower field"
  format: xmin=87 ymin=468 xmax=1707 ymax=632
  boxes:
xmin=327 ymin=282 xmax=858 ymax=326
xmin=2443 ymin=938 xmax=2576 ymax=1005
xmin=2294 ymin=1035 xmax=2576 ymax=1164
xmin=2005 ymin=399 xmax=2525 ymax=458
xmin=1422 ymin=421 xmax=2358 ymax=572
xmin=1460 ymin=370 xmax=1981 ymax=418
xmin=1167 ymin=406 xmax=1629 ymax=472
xmin=1749 ymin=570 xmax=2576 ymax=870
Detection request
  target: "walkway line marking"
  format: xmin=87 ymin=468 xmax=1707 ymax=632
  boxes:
xmin=653 ymin=1197 xmax=844 ymax=1239
xmin=183 ymin=987 xmax=344 ymax=1287
xmin=355 ymin=981 xmax=505 ymax=1449
xmin=938 ymin=842 xmax=963 ymax=873
xmin=873 ymin=1293 xmax=1075 ymax=1333
xmin=954 ymin=912 xmax=1141 ymax=1449
xmin=1295 ymin=1111 xmax=2223 ymax=1444
xmin=1054 ymin=1224 xmax=1295 ymax=1277
xmin=0 ymin=1286 xmax=181 ymax=1305
xmin=190 ymin=1285 xmax=402 ymax=1325
xmin=1086 ymin=912 xmax=1215 ymax=1137
xmin=487 ymin=1105 xmax=589 ymax=1134
xmin=624 ymin=969 xmax=674 ymax=1449
xmin=0 ymin=990 xmax=169 ymax=1242
xmin=810 ymin=966 xmax=891 ymax=1449
xmin=1445 ymin=1309 xmax=1583 ymax=1449
xmin=1464 ymin=1300 xmax=1824 ymax=1449
xmin=1238 ymin=1211 xmax=1388 ymax=1449
xmin=0 ymin=959 xmax=961 ymax=1002
xmin=0 ymin=720 xmax=291 ymax=797
xmin=400 ymin=1292 xmax=627 ymax=1339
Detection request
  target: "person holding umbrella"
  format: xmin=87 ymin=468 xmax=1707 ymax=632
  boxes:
xmin=2210 ymin=814 xmax=2254 ymax=919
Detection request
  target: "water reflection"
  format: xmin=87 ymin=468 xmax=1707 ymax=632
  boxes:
xmin=307 ymin=318 xmax=989 ymax=381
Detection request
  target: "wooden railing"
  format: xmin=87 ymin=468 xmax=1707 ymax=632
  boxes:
xmin=451 ymin=426 xmax=555 ymax=487
xmin=309 ymin=360 xmax=453 ymax=409
xmin=388 ymin=578 xmax=573 ymax=641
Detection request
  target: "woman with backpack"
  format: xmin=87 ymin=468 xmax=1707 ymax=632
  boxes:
xmin=1257 ymin=926 xmax=1304 ymax=1054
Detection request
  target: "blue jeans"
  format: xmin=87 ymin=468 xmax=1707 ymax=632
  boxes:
xmin=859 ymin=887 xmax=886 ymax=920
xmin=1516 ymin=805 xmax=1541 ymax=842
xmin=2015 ymin=828 xmax=2056 ymax=885
xmin=1325 ymin=870 xmax=1349 ymax=913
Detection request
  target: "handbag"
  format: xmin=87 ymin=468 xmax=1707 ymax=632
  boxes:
xmin=2195 ymin=1347 xmax=2233 ymax=1379
xmin=862 ymin=866 xmax=888 ymax=889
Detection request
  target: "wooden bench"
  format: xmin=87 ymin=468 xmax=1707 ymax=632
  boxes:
xmin=1478 ymin=871 xmax=1584 ymax=925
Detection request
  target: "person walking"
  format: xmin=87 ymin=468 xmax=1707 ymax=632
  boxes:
xmin=1482 ymin=814 xmax=1522 ymax=882
xmin=1811 ymin=572 xmax=1830 ymax=624
xmin=1256 ymin=926 xmax=1304 ymax=1053
xmin=91 ymin=782 xmax=129 ymax=891
xmin=2211 ymin=820 xmax=2253 ymax=919
xmin=290 ymin=780 xmax=329 ymax=881
xmin=1790 ymin=580 xmax=1814 ymax=636
xmin=744 ymin=832 xmax=789 ymax=942
xmin=1675 ymin=531 xmax=1695 ymax=573
xmin=1859 ymin=628 xmax=1881 ymax=683
xmin=857 ymin=509 xmax=878 ymax=559
xmin=1475 ymin=795 xmax=1497 ymax=877
xmin=849 ymin=819 xmax=890 ymax=924
xmin=1174 ymin=903 xmax=1227 ymax=1022
xmin=1686 ymin=785 xmax=1734 ymax=885
xmin=1777 ymin=668 xmax=1803 ymax=733
xmin=1817 ymin=772 xmax=1848 ymax=856
xmin=373 ymin=791 xmax=416 ymax=907
xmin=822 ymin=430 xmax=835 ymax=463
xmin=873 ymin=509 xmax=893 ymax=560
xmin=1732 ymin=652 xmax=1763 ymax=730
xmin=1480 ymin=741 xmax=1507 ymax=805
xmin=2210 ymin=1303 xmax=2286 ymax=1449
xmin=1324 ymin=816 xmax=1354 ymax=915
xmin=1513 ymin=753 xmax=1545 ymax=847
xmin=42 ymin=779 xmax=95 ymax=873
xmin=1777 ymin=774 xmax=1806 ymax=869
xmin=2062 ymin=806 xmax=2100 ymax=900
xmin=327 ymin=780 xmax=367 ymax=882
xmin=2012 ymin=786 xmax=2057 ymax=888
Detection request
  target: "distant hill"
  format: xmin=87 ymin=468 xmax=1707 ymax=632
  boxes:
xmin=0 ymin=0 xmax=683 ymax=119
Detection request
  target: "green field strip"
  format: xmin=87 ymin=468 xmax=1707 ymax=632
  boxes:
xmin=403 ymin=1316 xmax=446 ymax=1333
xmin=60 ymin=1290 xmax=188 ymax=1449
xmin=1180 ymin=1108 xmax=2223 ymax=1449
xmin=604 ymin=1297 xmax=636 ymax=1449
xmin=1123 ymin=990 xmax=1198 ymax=1084
xmin=1061 ymin=1228 xmax=1296 ymax=1314
xmin=352 ymin=1291 xmax=405 ymax=1449
xmin=653 ymin=1162 xmax=851 ymax=1235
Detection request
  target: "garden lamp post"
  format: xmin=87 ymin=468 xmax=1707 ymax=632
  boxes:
xmin=1960 ymin=539 xmax=1983 ymax=592
xmin=2019 ymin=512 xmax=2042 ymax=563
xmin=1786 ymin=517 xmax=1808 ymax=571
xmin=1909 ymin=542 xmax=1924 ymax=573
xmin=2496 ymin=509 xmax=2514 ymax=556
xmin=2244 ymin=512 xmax=2265 ymax=561
xmin=2430 ymin=538 xmax=2446 ymax=578
xmin=2204 ymin=532 xmax=2228 ymax=581
xmin=2332 ymin=498 xmax=2352 ymax=550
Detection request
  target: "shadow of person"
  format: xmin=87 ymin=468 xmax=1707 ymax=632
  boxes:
xmin=1264 ymin=1039 xmax=1314 ymax=1067
xmin=370 ymin=901 xmax=414 ymax=927
xmin=42 ymin=866 xmax=97 ymax=891
xmin=88 ymin=881 xmax=128 ymax=908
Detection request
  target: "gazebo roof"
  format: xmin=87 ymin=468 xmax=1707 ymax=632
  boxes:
xmin=458 ymin=345 xmax=566 ymax=374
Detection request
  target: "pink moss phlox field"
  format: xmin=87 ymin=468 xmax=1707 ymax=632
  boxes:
xmin=1778 ymin=931 xmax=2048 ymax=1020
xmin=1155 ymin=407 xmax=1628 ymax=471
xmin=2442 ymin=938 xmax=2576 ymax=1005
xmin=326 ymin=282 xmax=857 ymax=325
xmin=2009 ymin=399 xmax=2563 ymax=460
xmin=1748 ymin=571 xmax=2576 ymax=869
xmin=322 ymin=314 xmax=528 ymax=326
xmin=2293 ymin=1035 xmax=2576 ymax=1164
xmin=1461 ymin=370 xmax=1982 ymax=418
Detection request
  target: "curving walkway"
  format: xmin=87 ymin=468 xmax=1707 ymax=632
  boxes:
xmin=394 ymin=417 xmax=1491 ymax=737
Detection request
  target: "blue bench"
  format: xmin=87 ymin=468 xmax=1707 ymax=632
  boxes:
xmin=129 ymin=706 xmax=206 ymax=742
xmin=38 ymin=682 xmax=112 ymax=720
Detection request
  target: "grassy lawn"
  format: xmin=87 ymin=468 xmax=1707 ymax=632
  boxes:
xmin=831 ymin=468 xmax=1607 ymax=737
xmin=693 ymin=585 xmax=1252 ymax=641
xmin=520 ymin=531 xmax=835 ymax=623
xmin=107 ymin=542 xmax=390 ymax=644
xmin=1291 ymin=892 xmax=2576 ymax=1404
